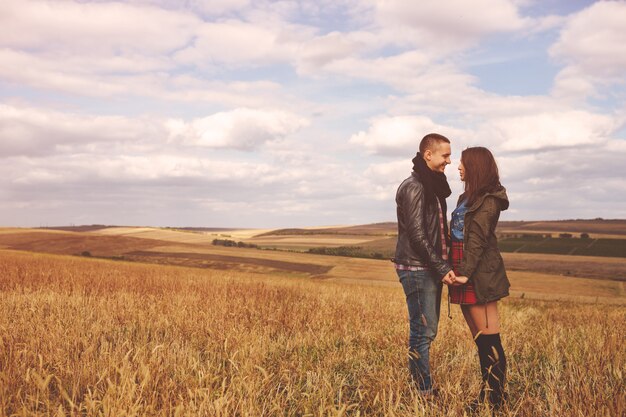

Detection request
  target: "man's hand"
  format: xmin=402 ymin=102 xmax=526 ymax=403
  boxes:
xmin=441 ymin=270 xmax=455 ymax=285
xmin=450 ymin=275 xmax=469 ymax=286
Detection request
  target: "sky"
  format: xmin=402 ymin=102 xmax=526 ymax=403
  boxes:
xmin=0 ymin=0 xmax=625 ymax=228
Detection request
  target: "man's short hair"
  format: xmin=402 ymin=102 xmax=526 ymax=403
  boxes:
xmin=419 ymin=133 xmax=450 ymax=154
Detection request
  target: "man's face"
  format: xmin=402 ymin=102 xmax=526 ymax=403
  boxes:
xmin=425 ymin=142 xmax=451 ymax=173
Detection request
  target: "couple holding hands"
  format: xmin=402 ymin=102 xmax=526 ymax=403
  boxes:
xmin=393 ymin=133 xmax=510 ymax=412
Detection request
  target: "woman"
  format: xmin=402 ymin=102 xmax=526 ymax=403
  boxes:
xmin=450 ymin=147 xmax=510 ymax=411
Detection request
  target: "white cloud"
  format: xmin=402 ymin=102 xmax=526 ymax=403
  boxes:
xmin=0 ymin=0 xmax=198 ymax=54
xmin=550 ymin=66 xmax=597 ymax=101
xmin=362 ymin=160 xmax=410 ymax=201
xmin=174 ymin=20 xmax=305 ymax=67
xmin=0 ymin=0 xmax=524 ymax=107
xmin=89 ymin=156 xmax=279 ymax=183
xmin=2 ymin=154 xmax=285 ymax=190
xmin=138 ymin=0 xmax=251 ymax=15
xmin=0 ymin=49 xmax=290 ymax=107
xmin=0 ymin=104 xmax=308 ymax=159
xmin=0 ymin=49 xmax=139 ymax=97
xmin=0 ymin=104 xmax=165 ymax=157
xmin=374 ymin=0 xmax=527 ymax=52
xmin=350 ymin=115 xmax=466 ymax=156
xmin=317 ymin=50 xmax=434 ymax=88
xmin=489 ymin=110 xmax=620 ymax=152
xmin=0 ymin=1 xmax=313 ymax=107
xmin=0 ymin=130 xmax=377 ymax=227
xmin=551 ymin=1 xmax=626 ymax=78
xmin=496 ymin=141 xmax=626 ymax=220
xmin=364 ymin=160 xmax=407 ymax=179
xmin=550 ymin=1 xmax=626 ymax=98
xmin=168 ymin=108 xmax=309 ymax=150
xmin=295 ymin=31 xmax=375 ymax=73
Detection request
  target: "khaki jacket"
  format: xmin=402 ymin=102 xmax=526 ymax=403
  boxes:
xmin=456 ymin=186 xmax=510 ymax=303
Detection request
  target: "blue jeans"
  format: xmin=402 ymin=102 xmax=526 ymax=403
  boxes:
xmin=397 ymin=269 xmax=442 ymax=392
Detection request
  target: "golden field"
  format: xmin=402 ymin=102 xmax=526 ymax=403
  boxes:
xmin=1 ymin=249 xmax=624 ymax=416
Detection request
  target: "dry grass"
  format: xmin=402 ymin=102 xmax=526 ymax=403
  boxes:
xmin=1 ymin=250 xmax=624 ymax=416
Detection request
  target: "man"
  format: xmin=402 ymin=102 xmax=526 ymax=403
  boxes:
xmin=393 ymin=133 xmax=456 ymax=395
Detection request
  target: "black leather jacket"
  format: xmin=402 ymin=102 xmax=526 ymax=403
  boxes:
xmin=393 ymin=171 xmax=452 ymax=280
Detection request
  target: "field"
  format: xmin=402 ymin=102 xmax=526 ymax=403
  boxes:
xmin=497 ymin=219 xmax=626 ymax=237
xmin=1 ymin=223 xmax=625 ymax=415
xmin=0 ymin=227 xmax=624 ymax=301
xmin=1 ymin=250 xmax=624 ymax=416
xmin=496 ymin=236 xmax=626 ymax=258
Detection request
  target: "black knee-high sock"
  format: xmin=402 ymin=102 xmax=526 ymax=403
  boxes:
xmin=475 ymin=334 xmax=507 ymax=406
xmin=474 ymin=336 xmax=488 ymax=400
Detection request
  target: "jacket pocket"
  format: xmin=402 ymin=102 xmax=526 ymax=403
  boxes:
xmin=477 ymin=250 xmax=501 ymax=273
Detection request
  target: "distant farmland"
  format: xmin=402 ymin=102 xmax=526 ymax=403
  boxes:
xmin=498 ymin=219 xmax=626 ymax=236
xmin=497 ymin=235 xmax=626 ymax=257
xmin=0 ymin=224 xmax=625 ymax=297
xmin=267 ymin=234 xmax=626 ymax=261
xmin=250 ymin=221 xmax=626 ymax=259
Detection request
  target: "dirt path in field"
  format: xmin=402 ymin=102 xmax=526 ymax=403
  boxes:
xmin=126 ymin=250 xmax=333 ymax=275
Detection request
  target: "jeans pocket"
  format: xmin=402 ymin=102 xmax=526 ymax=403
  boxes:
xmin=398 ymin=271 xmax=419 ymax=297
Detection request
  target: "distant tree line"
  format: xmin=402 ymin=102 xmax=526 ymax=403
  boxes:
xmin=498 ymin=232 xmax=592 ymax=239
xmin=257 ymin=228 xmax=341 ymax=237
xmin=212 ymin=239 xmax=258 ymax=248
xmin=558 ymin=233 xmax=591 ymax=239
xmin=307 ymin=246 xmax=386 ymax=260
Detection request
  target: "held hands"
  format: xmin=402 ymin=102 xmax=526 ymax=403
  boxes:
xmin=441 ymin=270 xmax=455 ymax=285
xmin=441 ymin=270 xmax=469 ymax=286
xmin=452 ymin=275 xmax=468 ymax=285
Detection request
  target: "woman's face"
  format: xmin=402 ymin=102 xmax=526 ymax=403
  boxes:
xmin=458 ymin=159 xmax=465 ymax=181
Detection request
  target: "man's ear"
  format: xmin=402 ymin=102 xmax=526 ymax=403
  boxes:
xmin=423 ymin=149 xmax=432 ymax=160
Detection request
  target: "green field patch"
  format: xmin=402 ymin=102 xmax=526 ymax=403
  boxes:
xmin=498 ymin=237 xmax=626 ymax=258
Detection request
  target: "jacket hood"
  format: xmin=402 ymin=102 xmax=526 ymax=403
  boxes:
xmin=464 ymin=185 xmax=509 ymax=212
xmin=485 ymin=185 xmax=509 ymax=211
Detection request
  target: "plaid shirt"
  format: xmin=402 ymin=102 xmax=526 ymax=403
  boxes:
xmin=437 ymin=198 xmax=448 ymax=261
xmin=394 ymin=263 xmax=429 ymax=271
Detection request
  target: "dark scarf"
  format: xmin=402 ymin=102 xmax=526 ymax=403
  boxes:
xmin=412 ymin=152 xmax=452 ymax=237
xmin=412 ymin=153 xmax=452 ymax=201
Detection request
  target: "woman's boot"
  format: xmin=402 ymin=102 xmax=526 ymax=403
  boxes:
xmin=475 ymin=333 xmax=507 ymax=410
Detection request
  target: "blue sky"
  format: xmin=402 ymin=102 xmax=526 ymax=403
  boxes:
xmin=0 ymin=0 xmax=625 ymax=228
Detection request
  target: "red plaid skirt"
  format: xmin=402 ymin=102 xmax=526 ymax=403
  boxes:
xmin=449 ymin=240 xmax=478 ymax=305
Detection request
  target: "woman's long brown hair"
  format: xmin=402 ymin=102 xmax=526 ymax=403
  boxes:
xmin=461 ymin=147 xmax=500 ymax=206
